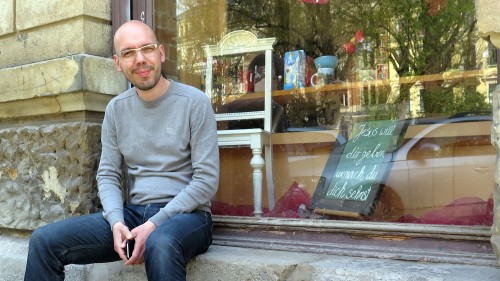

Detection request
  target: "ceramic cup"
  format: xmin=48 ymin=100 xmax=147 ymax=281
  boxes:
xmin=314 ymin=55 xmax=338 ymax=69
xmin=310 ymin=67 xmax=334 ymax=87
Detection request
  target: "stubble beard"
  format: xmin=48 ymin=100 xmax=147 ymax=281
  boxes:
xmin=128 ymin=66 xmax=162 ymax=91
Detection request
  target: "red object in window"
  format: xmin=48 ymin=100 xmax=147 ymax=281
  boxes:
xmin=344 ymin=41 xmax=356 ymax=55
xmin=266 ymin=181 xmax=311 ymax=218
xmin=398 ymin=197 xmax=493 ymax=226
xmin=210 ymin=201 xmax=260 ymax=216
xmin=300 ymin=0 xmax=329 ymax=4
xmin=354 ymin=30 xmax=364 ymax=43
xmin=210 ymin=181 xmax=311 ymax=218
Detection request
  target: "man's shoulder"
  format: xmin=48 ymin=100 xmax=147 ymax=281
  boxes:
xmin=170 ymin=80 xmax=207 ymax=101
xmin=108 ymin=88 xmax=135 ymax=106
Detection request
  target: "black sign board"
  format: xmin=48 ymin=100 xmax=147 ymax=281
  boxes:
xmin=310 ymin=119 xmax=405 ymax=217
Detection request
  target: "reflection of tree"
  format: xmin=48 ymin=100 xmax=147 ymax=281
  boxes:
xmin=422 ymin=85 xmax=492 ymax=114
xmin=284 ymin=92 xmax=317 ymax=128
xmin=225 ymin=0 xmax=485 ymax=116
xmin=211 ymin=56 xmax=246 ymax=112
xmin=340 ymin=0 xmax=479 ymax=111
xmin=227 ymin=0 xmax=353 ymax=57
xmin=178 ymin=0 xmax=490 ymax=122
xmin=177 ymin=0 xmax=227 ymax=84
xmin=342 ymin=1 xmax=476 ymax=76
xmin=189 ymin=0 xmax=477 ymax=80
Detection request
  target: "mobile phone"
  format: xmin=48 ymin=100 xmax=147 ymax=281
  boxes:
xmin=125 ymin=239 xmax=135 ymax=259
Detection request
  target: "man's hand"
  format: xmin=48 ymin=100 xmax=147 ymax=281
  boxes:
xmin=125 ymin=220 xmax=157 ymax=265
xmin=112 ymin=222 xmax=134 ymax=262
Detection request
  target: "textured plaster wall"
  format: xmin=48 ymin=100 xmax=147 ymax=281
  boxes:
xmin=490 ymin=85 xmax=500 ymax=261
xmin=477 ymin=0 xmax=500 ymax=264
xmin=476 ymin=0 xmax=500 ymax=47
xmin=0 ymin=123 xmax=102 ymax=230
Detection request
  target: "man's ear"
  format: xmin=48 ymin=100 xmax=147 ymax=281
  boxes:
xmin=159 ymin=44 xmax=166 ymax=63
xmin=113 ymin=55 xmax=123 ymax=72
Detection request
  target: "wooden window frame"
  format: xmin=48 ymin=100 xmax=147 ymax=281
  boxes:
xmin=112 ymin=0 xmax=153 ymax=36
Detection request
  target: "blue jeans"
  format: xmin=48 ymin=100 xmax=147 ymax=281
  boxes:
xmin=24 ymin=204 xmax=213 ymax=281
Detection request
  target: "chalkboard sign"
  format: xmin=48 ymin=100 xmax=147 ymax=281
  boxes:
xmin=310 ymin=119 xmax=405 ymax=217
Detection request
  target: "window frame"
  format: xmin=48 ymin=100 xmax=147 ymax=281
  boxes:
xmin=213 ymin=216 xmax=495 ymax=266
xmin=112 ymin=0 xmax=153 ymax=36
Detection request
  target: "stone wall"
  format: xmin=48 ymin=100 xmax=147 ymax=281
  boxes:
xmin=0 ymin=54 xmax=125 ymax=122
xmin=0 ymin=0 xmax=126 ymax=125
xmin=477 ymin=0 xmax=500 ymax=47
xmin=476 ymin=0 xmax=500 ymax=265
xmin=491 ymin=85 xmax=500 ymax=261
xmin=0 ymin=0 xmax=126 ymax=232
xmin=0 ymin=123 xmax=102 ymax=230
xmin=0 ymin=0 xmax=111 ymax=68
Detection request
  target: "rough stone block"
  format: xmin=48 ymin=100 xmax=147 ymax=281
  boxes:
xmin=16 ymin=0 xmax=111 ymax=30
xmin=0 ymin=0 xmax=14 ymax=36
xmin=0 ymin=55 xmax=125 ymax=102
xmin=0 ymin=122 xmax=102 ymax=230
xmin=477 ymin=0 xmax=500 ymax=47
xmin=490 ymin=86 xmax=500 ymax=263
xmin=0 ymin=18 xmax=112 ymax=68
xmin=82 ymin=55 xmax=127 ymax=96
xmin=477 ymin=0 xmax=500 ymax=34
xmin=0 ymin=55 xmax=126 ymax=119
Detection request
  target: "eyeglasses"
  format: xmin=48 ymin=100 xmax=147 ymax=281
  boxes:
xmin=118 ymin=43 xmax=159 ymax=61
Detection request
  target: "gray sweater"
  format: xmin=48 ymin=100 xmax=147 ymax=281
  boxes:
xmin=97 ymin=80 xmax=220 ymax=228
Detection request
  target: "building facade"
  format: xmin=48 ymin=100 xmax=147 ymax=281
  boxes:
xmin=1 ymin=0 xmax=500 ymax=279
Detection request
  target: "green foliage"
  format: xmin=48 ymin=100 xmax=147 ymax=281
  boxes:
xmin=362 ymin=103 xmax=405 ymax=121
xmin=342 ymin=0 xmax=477 ymax=76
xmin=421 ymin=88 xmax=492 ymax=115
xmin=181 ymin=0 xmax=492 ymax=128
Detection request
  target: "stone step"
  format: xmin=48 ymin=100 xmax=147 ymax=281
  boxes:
xmin=3 ymin=234 xmax=500 ymax=280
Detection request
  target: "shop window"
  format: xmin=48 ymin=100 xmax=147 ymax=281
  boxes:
xmin=102 ymin=0 xmax=499 ymax=265
xmin=113 ymin=0 xmax=496 ymax=261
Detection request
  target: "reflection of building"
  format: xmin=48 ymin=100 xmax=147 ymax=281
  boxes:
xmin=349 ymin=34 xmax=496 ymax=119
xmin=177 ymin=0 xmax=227 ymax=88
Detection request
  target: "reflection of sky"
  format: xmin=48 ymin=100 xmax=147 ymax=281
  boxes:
xmin=176 ymin=0 xmax=187 ymax=16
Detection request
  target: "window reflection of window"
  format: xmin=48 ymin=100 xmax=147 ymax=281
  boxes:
xmin=151 ymin=0 xmax=495 ymax=228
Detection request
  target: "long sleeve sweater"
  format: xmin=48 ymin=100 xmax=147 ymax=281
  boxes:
xmin=97 ymin=80 xmax=220 ymax=228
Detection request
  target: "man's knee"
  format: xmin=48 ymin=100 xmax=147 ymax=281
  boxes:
xmin=30 ymin=225 xmax=51 ymax=245
xmin=146 ymin=231 xmax=181 ymax=254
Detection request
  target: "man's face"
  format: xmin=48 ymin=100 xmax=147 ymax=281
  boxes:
xmin=113 ymin=24 xmax=166 ymax=91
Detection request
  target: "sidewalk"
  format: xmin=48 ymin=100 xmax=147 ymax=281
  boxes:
xmin=3 ymin=235 xmax=500 ymax=280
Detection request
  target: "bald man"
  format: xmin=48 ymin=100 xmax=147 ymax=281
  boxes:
xmin=24 ymin=20 xmax=220 ymax=281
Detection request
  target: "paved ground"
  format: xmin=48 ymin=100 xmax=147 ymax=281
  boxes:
xmin=3 ymin=234 xmax=500 ymax=280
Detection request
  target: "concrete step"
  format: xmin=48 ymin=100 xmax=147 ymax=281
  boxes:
xmin=3 ymin=235 xmax=500 ymax=280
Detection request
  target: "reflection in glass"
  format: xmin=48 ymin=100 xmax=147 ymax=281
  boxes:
xmin=157 ymin=0 xmax=495 ymax=226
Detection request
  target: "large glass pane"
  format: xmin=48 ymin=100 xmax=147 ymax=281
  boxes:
xmin=155 ymin=0 xmax=495 ymax=226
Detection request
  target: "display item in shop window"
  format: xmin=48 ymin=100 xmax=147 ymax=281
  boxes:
xmin=239 ymin=70 xmax=253 ymax=93
xmin=210 ymin=181 xmax=312 ymax=218
xmin=247 ymin=53 xmax=283 ymax=93
xmin=309 ymin=56 xmax=337 ymax=87
xmin=284 ymin=50 xmax=307 ymax=90
xmin=310 ymin=67 xmax=335 ymax=87
xmin=253 ymin=65 xmax=276 ymax=92
xmin=342 ymin=30 xmax=366 ymax=56
xmin=313 ymin=55 xmax=338 ymax=69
